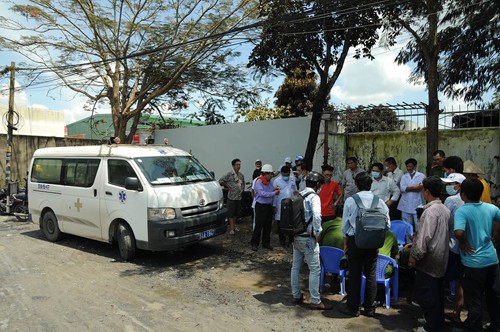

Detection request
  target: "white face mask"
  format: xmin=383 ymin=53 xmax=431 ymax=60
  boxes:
xmin=446 ymin=185 xmax=458 ymax=196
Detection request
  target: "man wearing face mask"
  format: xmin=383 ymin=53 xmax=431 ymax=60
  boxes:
xmin=370 ymin=162 xmax=401 ymax=210
xmin=398 ymin=158 xmax=426 ymax=233
xmin=441 ymin=173 xmax=466 ymax=324
xmin=273 ymin=166 xmax=298 ymax=247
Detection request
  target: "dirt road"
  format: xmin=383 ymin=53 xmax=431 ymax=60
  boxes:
xmin=0 ymin=215 xmax=445 ymax=331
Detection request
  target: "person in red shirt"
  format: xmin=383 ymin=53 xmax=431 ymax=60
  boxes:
xmin=319 ymin=165 xmax=343 ymax=223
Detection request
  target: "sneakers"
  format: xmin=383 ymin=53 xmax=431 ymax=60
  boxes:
xmin=310 ymin=301 xmax=333 ymax=310
xmin=338 ymin=304 xmax=360 ymax=317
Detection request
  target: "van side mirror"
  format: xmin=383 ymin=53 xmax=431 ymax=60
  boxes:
xmin=125 ymin=177 xmax=143 ymax=191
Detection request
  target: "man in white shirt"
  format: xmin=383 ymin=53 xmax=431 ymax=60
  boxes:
xmin=273 ymin=166 xmax=298 ymax=247
xmin=370 ymin=162 xmax=401 ymax=208
xmin=290 ymin=171 xmax=332 ymax=310
xmin=397 ymin=158 xmax=426 ymax=232
xmin=339 ymin=172 xmax=390 ymax=318
xmin=384 ymin=157 xmax=404 ymax=186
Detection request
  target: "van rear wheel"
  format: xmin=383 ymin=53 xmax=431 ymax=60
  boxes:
xmin=117 ymin=222 xmax=136 ymax=261
xmin=42 ymin=211 xmax=61 ymax=241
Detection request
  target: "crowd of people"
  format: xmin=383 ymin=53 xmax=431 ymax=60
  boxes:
xmin=218 ymin=152 xmax=500 ymax=332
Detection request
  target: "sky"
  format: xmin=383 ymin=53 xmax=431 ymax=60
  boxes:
xmin=0 ymin=1 xmax=486 ymax=126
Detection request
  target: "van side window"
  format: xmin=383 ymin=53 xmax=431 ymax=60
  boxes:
xmin=64 ymin=159 xmax=101 ymax=187
xmin=32 ymin=158 xmax=100 ymax=187
xmin=108 ymin=159 xmax=138 ymax=187
xmin=31 ymin=159 xmax=63 ymax=184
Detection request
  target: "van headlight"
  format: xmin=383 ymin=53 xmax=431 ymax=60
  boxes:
xmin=148 ymin=208 xmax=176 ymax=221
xmin=218 ymin=198 xmax=224 ymax=209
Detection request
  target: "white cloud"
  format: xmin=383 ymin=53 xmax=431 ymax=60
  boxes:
xmin=331 ymin=52 xmax=425 ymax=106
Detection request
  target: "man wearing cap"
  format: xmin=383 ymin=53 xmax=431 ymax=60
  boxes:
xmin=219 ymin=159 xmax=245 ymax=235
xmin=291 ymin=171 xmax=332 ymax=310
xmin=251 ymin=164 xmax=280 ymax=251
xmin=463 ymin=160 xmax=492 ymax=203
xmin=273 ymin=166 xmax=298 ymax=247
xmin=441 ymin=173 xmax=466 ymax=323
xmin=252 ymin=159 xmax=262 ymax=180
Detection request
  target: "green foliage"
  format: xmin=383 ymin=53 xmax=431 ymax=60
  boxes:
xmin=234 ymin=103 xmax=291 ymax=122
xmin=340 ymin=106 xmax=404 ymax=133
xmin=274 ymin=67 xmax=317 ymax=117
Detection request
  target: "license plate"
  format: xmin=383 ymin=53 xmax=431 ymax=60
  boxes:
xmin=198 ymin=229 xmax=215 ymax=240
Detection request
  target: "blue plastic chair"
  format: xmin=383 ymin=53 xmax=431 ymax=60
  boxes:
xmin=389 ymin=220 xmax=414 ymax=251
xmin=319 ymin=246 xmax=347 ymax=295
xmin=360 ymin=254 xmax=399 ymax=309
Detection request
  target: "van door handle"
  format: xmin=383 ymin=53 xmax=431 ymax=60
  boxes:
xmin=94 ymin=189 xmax=97 ymax=197
xmin=106 ymin=191 xmax=112 ymax=196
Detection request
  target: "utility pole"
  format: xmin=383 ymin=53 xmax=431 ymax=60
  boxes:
xmin=6 ymin=62 xmax=16 ymax=185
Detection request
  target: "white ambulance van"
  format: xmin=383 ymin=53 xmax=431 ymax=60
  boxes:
xmin=28 ymin=144 xmax=227 ymax=260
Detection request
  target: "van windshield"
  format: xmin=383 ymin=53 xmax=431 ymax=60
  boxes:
xmin=135 ymin=156 xmax=213 ymax=185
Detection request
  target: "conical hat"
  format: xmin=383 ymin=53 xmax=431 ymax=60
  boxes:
xmin=463 ymin=160 xmax=485 ymax=176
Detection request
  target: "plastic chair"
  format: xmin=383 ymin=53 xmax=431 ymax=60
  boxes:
xmin=389 ymin=220 xmax=414 ymax=251
xmin=319 ymin=246 xmax=347 ymax=295
xmin=360 ymin=254 xmax=399 ymax=309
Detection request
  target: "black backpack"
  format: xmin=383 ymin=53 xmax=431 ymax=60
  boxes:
xmin=280 ymin=192 xmax=314 ymax=237
xmin=352 ymin=194 xmax=389 ymax=249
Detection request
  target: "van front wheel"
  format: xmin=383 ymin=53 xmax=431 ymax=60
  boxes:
xmin=42 ymin=211 xmax=61 ymax=241
xmin=117 ymin=222 xmax=136 ymax=261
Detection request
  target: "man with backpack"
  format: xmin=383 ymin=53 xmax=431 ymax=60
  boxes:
xmin=290 ymin=171 xmax=333 ymax=310
xmin=339 ymin=172 xmax=390 ymax=318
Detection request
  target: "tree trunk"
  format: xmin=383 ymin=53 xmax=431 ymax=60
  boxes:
xmin=425 ymin=2 xmax=440 ymax=176
xmin=304 ymin=96 xmax=327 ymax=169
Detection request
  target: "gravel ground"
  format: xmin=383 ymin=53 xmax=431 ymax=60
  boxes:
xmin=0 ymin=214 xmax=460 ymax=331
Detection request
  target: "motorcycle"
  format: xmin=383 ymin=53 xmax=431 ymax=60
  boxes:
xmin=0 ymin=180 xmax=29 ymax=222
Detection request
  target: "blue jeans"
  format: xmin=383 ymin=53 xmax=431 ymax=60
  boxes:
xmin=402 ymin=212 xmax=419 ymax=232
xmin=291 ymin=236 xmax=321 ymax=304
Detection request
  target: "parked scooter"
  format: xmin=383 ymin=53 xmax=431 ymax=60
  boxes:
xmin=0 ymin=180 xmax=29 ymax=221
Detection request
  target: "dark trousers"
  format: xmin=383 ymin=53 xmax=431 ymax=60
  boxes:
xmin=415 ymin=270 xmax=444 ymax=332
xmin=346 ymin=236 xmax=378 ymax=311
xmin=462 ymin=264 xmax=500 ymax=332
xmin=251 ymin=203 xmax=273 ymax=247
xmin=389 ymin=199 xmax=401 ymax=220
xmin=276 ymin=220 xmax=286 ymax=245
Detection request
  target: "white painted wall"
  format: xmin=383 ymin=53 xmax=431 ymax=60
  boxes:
xmin=155 ymin=116 xmax=325 ymax=182
xmin=0 ymin=105 xmax=65 ymax=137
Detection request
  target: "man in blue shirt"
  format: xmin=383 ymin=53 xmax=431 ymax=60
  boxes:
xmin=290 ymin=171 xmax=332 ymax=310
xmin=454 ymin=178 xmax=500 ymax=332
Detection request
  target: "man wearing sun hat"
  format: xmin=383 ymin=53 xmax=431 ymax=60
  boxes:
xmin=463 ymin=160 xmax=492 ymax=203
xmin=441 ymin=172 xmax=466 ymax=323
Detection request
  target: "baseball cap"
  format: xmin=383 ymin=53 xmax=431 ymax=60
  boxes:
xmin=441 ymin=173 xmax=466 ymax=184
xmin=261 ymin=164 xmax=274 ymax=173
xmin=295 ymin=155 xmax=304 ymax=161
xmin=284 ymin=157 xmax=292 ymax=163
xmin=255 ymin=159 xmax=262 ymax=163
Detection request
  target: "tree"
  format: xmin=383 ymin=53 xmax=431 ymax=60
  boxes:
xmin=234 ymin=102 xmax=291 ymax=122
xmin=0 ymin=0 xmax=260 ymax=142
xmin=340 ymin=106 xmax=403 ymax=133
xmin=249 ymin=0 xmax=384 ymax=167
xmin=383 ymin=0 xmax=499 ymax=173
xmin=274 ymin=66 xmax=317 ymax=117
xmin=439 ymin=0 xmax=499 ymax=103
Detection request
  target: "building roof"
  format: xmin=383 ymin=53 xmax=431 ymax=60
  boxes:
xmin=66 ymin=113 xmax=205 ymax=139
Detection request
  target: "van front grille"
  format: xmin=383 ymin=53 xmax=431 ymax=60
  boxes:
xmin=180 ymin=202 xmax=218 ymax=217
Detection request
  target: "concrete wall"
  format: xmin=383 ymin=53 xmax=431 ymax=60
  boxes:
xmin=155 ymin=116 xmax=325 ymax=181
xmin=0 ymin=105 xmax=65 ymax=137
xmin=330 ymin=127 xmax=500 ymax=196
